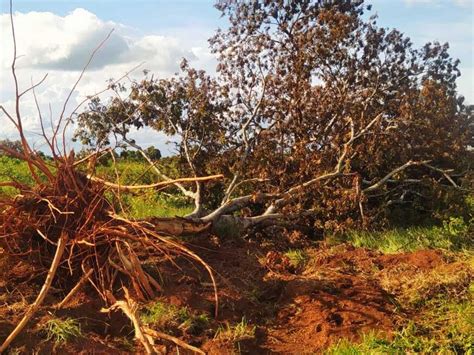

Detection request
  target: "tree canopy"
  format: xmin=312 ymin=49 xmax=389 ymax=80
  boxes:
xmin=74 ymin=0 xmax=473 ymax=232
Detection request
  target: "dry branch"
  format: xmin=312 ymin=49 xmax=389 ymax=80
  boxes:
xmin=54 ymin=268 xmax=94 ymax=309
xmin=0 ymin=234 xmax=67 ymax=352
xmin=144 ymin=328 xmax=205 ymax=354
xmin=101 ymin=288 xmax=155 ymax=355
xmin=0 ymin=4 xmax=221 ymax=353
xmin=88 ymin=173 xmax=224 ymax=191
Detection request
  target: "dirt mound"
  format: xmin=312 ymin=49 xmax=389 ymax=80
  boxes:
xmin=377 ymin=249 xmax=445 ymax=270
xmin=161 ymin=241 xmax=404 ymax=353
xmin=265 ymin=275 xmax=397 ymax=353
xmin=306 ymin=244 xmax=383 ymax=274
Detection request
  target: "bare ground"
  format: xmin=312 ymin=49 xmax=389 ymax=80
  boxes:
xmin=1 ymin=229 xmax=472 ymax=354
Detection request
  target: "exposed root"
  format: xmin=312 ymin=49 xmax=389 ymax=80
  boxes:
xmin=0 ymin=162 xmax=218 ymax=352
xmin=102 ymin=287 xmax=156 ymax=354
xmin=144 ymin=328 xmax=205 ymax=354
xmin=0 ymin=2 xmax=219 ymax=352
xmin=54 ymin=268 xmax=93 ymax=309
xmin=101 ymin=287 xmax=205 ymax=354
xmin=0 ymin=234 xmax=67 ymax=352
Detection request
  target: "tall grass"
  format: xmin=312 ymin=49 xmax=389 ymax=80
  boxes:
xmin=123 ymin=191 xmax=193 ymax=218
xmin=0 ymin=156 xmax=35 ymax=196
xmin=94 ymin=160 xmax=194 ymax=218
xmin=339 ymin=217 xmax=472 ymax=253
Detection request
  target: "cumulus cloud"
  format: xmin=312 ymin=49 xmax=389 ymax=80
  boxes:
xmin=0 ymin=8 xmax=196 ymax=72
xmin=0 ymin=8 xmax=215 ymax=154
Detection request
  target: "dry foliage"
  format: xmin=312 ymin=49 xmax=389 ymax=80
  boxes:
xmin=75 ymin=0 xmax=473 ymax=233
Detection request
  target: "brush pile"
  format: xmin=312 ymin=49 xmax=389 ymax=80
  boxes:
xmin=0 ymin=155 xmax=216 ymax=303
xmin=0 ymin=151 xmax=217 ymax=352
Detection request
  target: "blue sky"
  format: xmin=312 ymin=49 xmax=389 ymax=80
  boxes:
xmin=1 ymin=0 xmax=225 ymax=32
xmin=0 ymin=0 xmax=472 ymax=152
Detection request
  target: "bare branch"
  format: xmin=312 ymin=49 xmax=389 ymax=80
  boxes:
xmin=88 ymin=174 xmax=224 ymax=191
xmin=52 ymin=29 xmax=115 ymax=156
xmin=363 ymin=160 xmax=429 ymax=193
xmin=18 ymin=74 xmax=48 ymax=98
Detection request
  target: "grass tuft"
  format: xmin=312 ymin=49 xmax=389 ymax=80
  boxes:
xmin=379 ymin=261 xmax=473 ymax=307
xmin=44 ymin=317 xmax=82 ymax=344
xmin=340 ymin=217 xmax=472 ymax=253
xmin=284 ymin=249 xmax=308 ymax=269
xmin=140 ymin=301 xmax=209 ymax=334
xmin=214 ymin=317 xmax=256 ymax=342
xmin=327 ymin=299 xmax=474 ymax=354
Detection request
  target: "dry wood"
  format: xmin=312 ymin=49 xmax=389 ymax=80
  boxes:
xmin=144 ymin=327 xmax=205 ymax=354
xmin=101 ymin=287 xmax=156 ymax=355
xmin=54 ymin=268 xmax=93 ymax=309
xmin=0 ymin=234 xmax=67 ymax=352
xmin=88 ymin=174 xmax=223 ymax=191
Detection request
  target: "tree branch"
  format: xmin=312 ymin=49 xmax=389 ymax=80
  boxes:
xmin=88 ymin=174 xmax=224 ymax=191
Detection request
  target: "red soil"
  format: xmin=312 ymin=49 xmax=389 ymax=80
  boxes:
xmin=0 ymin=236 xmax=467 ymax=354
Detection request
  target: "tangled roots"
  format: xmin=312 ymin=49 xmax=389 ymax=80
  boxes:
xmin=0 ymin=162 xmax=217 ymax=307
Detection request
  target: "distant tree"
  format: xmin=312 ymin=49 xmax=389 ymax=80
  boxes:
xmin=120 ymin=147 xmax=161 ymax=161
xmin=0 ymin=139 xmax=51 ymax=160
xmin=144 ymin=146 xmax=161 ymax=161
xmin=120 ymin=150 xmax=139 ymax=160
xmin=0 ymin=139 xmax=23 ymax=155
xmin=75 ymin=0 xmax=473 ymax=233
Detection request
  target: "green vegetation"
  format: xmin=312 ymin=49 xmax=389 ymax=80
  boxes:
xmin=0 ymin=155 xmax=192 ymax=217
xmin=140 ymin=301 xmax=210 ymax=334
xmin=91 ymin=158 xmax=194 ymax=218
xmin=214 ymin=317 xmax=256 ymax=343
xmin=121 ymin=191 xmax=193 ymax=219
xmin=338 ymin=216 xmax=472 ymax=253
xmin=326 ymin=299 xmax=473 ymax=354
xmin=284 ymin=249 xmax=308 ymax=269
xmin=44 ymin=317 xmax=82 ymax=344
xmin=0 ymin=156 xmax=34 ymax=196
xmin=385 ymin=262 xmax=472 ymax=307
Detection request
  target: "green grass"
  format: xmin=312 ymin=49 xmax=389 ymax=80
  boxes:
xmin=93 ymin=159 xmax=181 ymax=186
xmin=44 ymin=317 xmax=82 ymax=344
xmin=326 ymin=298 xmax=474 ymax=354
xmin=214 ymin=317 xmax=256 ymax=342
xmin=0 ymin=156 xmax=35 ymax=196
xmin=124 ymin=192 xmax=193 ymax=218
xmin=0 ymin=155 xmax=193 ymax=217
xmin=284 ymin=249 xmax=308 ymax=269
xmin=339 ymin=217 xmax=472 ymax=253
xmin=140 ymin=301 xmax=210 ymax=334
xmin=94 ymin=160 xmax=194 ymax=218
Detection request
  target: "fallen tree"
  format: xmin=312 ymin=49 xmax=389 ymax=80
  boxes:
xmin=74 ymin=0 xmax=472 ymax=234
xmin=0 ymin=1 xmax=472 ymax=352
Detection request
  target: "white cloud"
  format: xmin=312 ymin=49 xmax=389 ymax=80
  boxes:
xmin=0 ymin=8 xmax=196 ymax=72
xmin=0 ymin=8 xmax=215 ymax=155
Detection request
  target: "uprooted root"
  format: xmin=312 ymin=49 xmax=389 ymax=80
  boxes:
xmin=102 ymin=287 xmax=205 ymax=354
xmin=0 ymin=161 xmax=217 ymax=352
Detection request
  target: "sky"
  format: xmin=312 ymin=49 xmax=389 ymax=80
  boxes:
xmin=0 ymin=0 xmax=473 ymax=155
